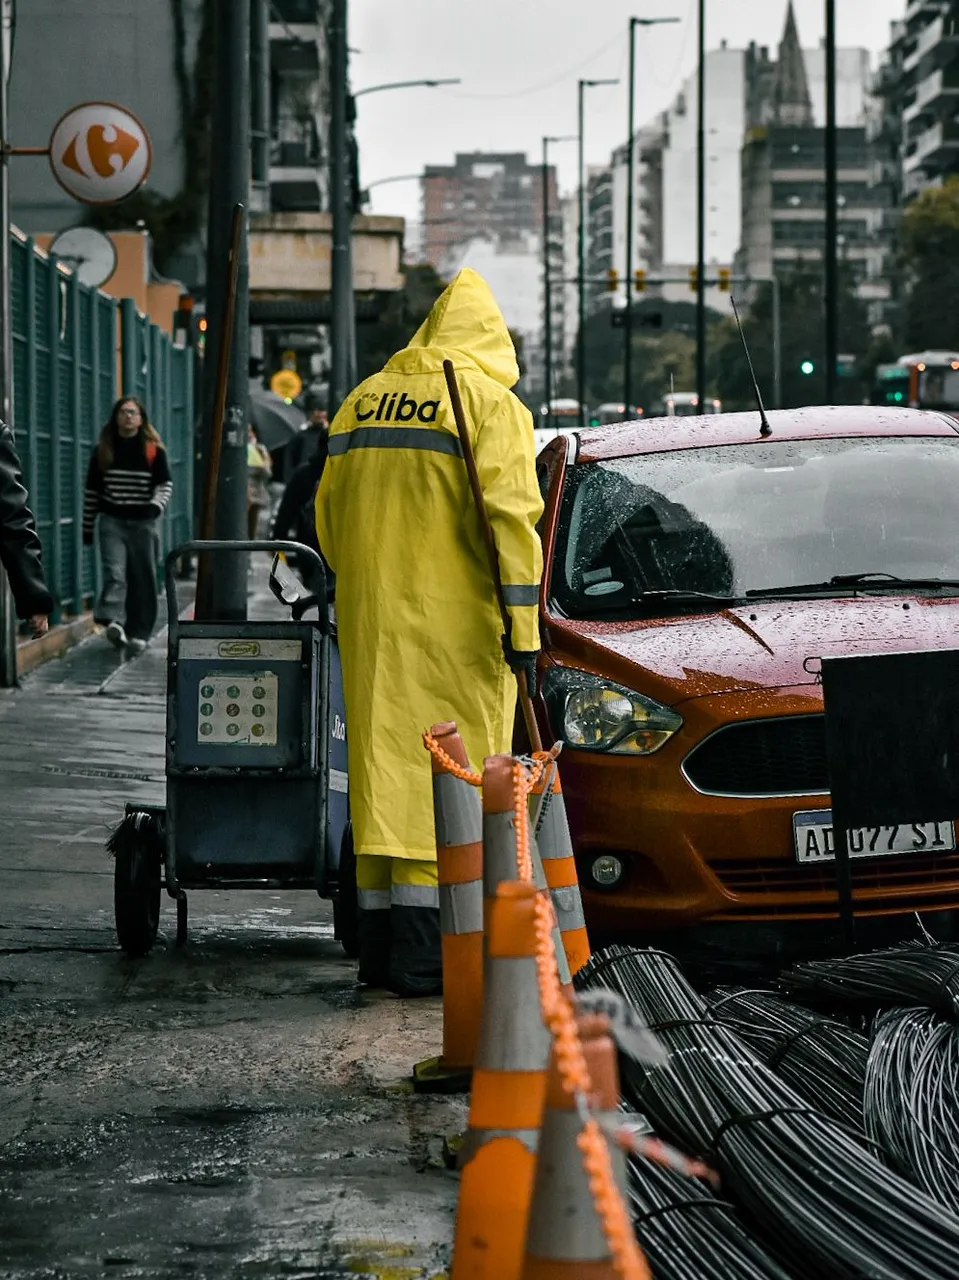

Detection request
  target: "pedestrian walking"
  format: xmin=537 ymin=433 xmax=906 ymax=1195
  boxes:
xmin=0 ymin=422 xmax=53 ymax=637
xmin=246 ymin=425 xmax=272 ymax=539
xmin=83 ymin=397 xmax=172 ymax=656
xmin=316 ymin=268 xmax=543 ymax=996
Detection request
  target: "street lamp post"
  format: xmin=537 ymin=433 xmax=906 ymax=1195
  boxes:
xmin=578 ymin=77 xmax=618 ymax=428
xmin=624 ymin=16 xmax=680 ymax=415
xmin=695 ymin=0 xmax=707 ymax=407
xmin=824 ymin=0 xmax=838 ymax=402
xmin=542 ymin=134 xmax=575 ymax=428
xmin=329 ymin=67 xmax=462 ymax=416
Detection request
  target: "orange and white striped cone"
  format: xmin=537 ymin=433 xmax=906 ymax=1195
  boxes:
xmin=414 ymin=721 xmax=484 ymax=1095
xmin=483 ymin=754 xmax=573 ymax=992
xmin=521 ymin=1013 xmax=650 ymax=1280
xmin=451 ymin=880 xmax=552 ymax=1280
xmin=530 ymin=758 xmax=591 ymax=976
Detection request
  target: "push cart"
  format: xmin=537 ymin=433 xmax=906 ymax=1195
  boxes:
xmin=109 ymin=540 xmax=355 ymax=958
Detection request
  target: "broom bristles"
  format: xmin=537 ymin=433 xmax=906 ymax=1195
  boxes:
xmin=106 ymin=810 xmax=163 ymax=858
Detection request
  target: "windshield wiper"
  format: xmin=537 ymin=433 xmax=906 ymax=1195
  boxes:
xmin=635 ymin=589 xmax=740 ymax=606
xmin=747 ymin=573 xmax=959 ymax=599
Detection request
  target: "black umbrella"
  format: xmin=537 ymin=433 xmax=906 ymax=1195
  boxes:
xmin=248 ymin=384 xmax=303 ymax=450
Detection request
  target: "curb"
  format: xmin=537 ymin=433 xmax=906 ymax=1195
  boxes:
xmin=16 ymin=614 xmax=96 ymax=677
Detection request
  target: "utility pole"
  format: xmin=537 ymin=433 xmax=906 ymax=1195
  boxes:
xmin=0 ymin=0 xmax=16 ymax=686
xmin=250 ymin=0 xmax=270 ymax=212
xmin=541 ymin=137 xmax=552 ymax=427
xmin=695 ymin=0 xmax=707 ymax=407
xmin=577 ymin=77 xmax=617 ymax=428
xmin=577 ymin=79 xmax=587 ymax=429
xmin=329 ymin=0 xmax=355 ymax=417
xmin=824 ymin=0 xmax=838 ymax=403
xmin=200 ymin=0 xmax=250 ymax=620
xmin=625 ymin=16 xmax=680 ymax=416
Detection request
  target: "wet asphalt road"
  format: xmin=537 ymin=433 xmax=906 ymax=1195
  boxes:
xmin=0 ymin=604 xmax=463 ymax=1279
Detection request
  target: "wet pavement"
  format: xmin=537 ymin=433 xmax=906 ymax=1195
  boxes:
xmin=0 ymin=575 xmax=463 ymax=1280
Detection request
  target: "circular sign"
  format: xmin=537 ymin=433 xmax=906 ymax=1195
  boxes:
xmin=48 ymin=226 xmax=118 ymax=287
xmin=270 ymin=369 xmax=303 ymax=401
xmin=49 ymin=101 xmax=152 ymax=205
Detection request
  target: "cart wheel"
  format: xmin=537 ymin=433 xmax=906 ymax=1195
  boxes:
xmin=334 ymin=822 xmax=360 ymax=959
xmin=111 ymin=811 xmax=162 ymax=957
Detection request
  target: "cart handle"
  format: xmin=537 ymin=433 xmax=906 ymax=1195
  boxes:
xmin=165 ymin=540 xmax=329 ymax=643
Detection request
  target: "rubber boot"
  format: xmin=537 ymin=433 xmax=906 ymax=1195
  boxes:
xmin=357 ymin=907 xmax=391 ymax=987
xmin=389 ymin=904 xmax=443 ymax=997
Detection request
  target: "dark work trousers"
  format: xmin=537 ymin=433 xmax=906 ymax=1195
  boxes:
xmin=94 ymin=513 xmax=160 ymax=641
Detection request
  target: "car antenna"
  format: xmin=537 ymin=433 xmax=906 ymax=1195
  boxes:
xmin=730 ymin=294 xmax=772 ymax=437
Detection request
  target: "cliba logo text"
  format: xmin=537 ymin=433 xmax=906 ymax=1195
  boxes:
xmin=355 ymin=391 xmax=441 ymax=424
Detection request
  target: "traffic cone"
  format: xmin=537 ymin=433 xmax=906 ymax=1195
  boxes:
xmin=483 ymin=754 xmax=573 ymax=992
xmin=414 ymin=721 xmax=484 ymax=1094
xmin=521 ymin=1013 xmax=648 ymax=1280
xmin=451 ymin=880 xmax=552 ymax=1280
xmin=529 ymin=758 xmax=591 ymax=976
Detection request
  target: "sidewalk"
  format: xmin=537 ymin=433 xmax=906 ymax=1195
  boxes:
xmin=0 ymin=565 xmax=461 ymax=1280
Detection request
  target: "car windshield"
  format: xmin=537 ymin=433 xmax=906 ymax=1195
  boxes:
xmin=551 ymin=435 xmax=959 ymax=619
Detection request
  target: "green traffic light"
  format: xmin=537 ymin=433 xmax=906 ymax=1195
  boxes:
xmin=800 ymin=360 xmax=815 ymax=375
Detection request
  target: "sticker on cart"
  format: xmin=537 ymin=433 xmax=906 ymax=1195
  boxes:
xmin=196 ymin=672 xmax=279 ymax=745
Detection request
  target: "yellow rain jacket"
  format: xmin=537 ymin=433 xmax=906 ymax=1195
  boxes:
xmin=316 ymin=268 xmax=544 ymax=862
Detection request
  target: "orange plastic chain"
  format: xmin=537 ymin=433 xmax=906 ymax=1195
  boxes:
xmin=422 ymin=731 xmax=650 ymax=1278
xmin=512 ymin=759 xmax=651 ymax=1280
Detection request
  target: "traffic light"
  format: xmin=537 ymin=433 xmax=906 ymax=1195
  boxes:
xmin=606 ymin=268 xmax=619 ymax=292
xmin=800 ymin=359 xmax=815 ymax=376
xmin=634 ymin=268 xmax=646 ymax=293
xmin=688 ymin=266 xmax=698 ymax=292
xmin=718 ymin=267 xmax=731 ymax=293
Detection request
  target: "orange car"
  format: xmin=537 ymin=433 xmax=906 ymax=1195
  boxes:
xmin=532 ymin=406 xmax=959 ymax=940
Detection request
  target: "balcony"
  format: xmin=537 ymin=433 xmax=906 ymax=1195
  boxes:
xmin=904 ymin=64 xmax=959 ymax=122
xmin=903 ymin=15 xmax=959 ymax=76
xmin=904 ymin=117 xmax=959 ymax=170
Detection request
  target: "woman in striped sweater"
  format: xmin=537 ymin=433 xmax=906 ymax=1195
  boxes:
xmin=82 ymin=397 xmax=172 ymax=656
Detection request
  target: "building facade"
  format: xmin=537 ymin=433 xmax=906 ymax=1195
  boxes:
xmin=420 ymin=153 xmax=550 ymax=271
xmin=736 ymin=3 xmax=884 ymax=311
xmin=8 ymin=0 xmax=335 ymax=291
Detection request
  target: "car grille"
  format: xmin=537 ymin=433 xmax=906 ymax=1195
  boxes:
xmin=683 ymin=715 xmax=828 ymax=797
xmin=714 ymin=851 xmax=959 ymax=914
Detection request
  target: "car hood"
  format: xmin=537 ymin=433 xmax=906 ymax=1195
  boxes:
xmin=551 ymin=595 xmax=959 ymax=705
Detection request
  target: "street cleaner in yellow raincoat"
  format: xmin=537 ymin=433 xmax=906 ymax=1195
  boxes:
xmin=316 ymin=268 xmax=543 ymax=995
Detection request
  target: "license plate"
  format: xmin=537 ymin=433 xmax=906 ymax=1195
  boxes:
xmin=793 ymin=811 xmax=956 ymax=864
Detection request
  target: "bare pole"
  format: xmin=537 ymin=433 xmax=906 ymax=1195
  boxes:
xmin=695 ymin=0 xmax=706 ymax=405
xmin=328 ymin=0 xmax=355 ymax=416
xmin=577 ymin=79 xmax=586 ymax=428
xmin=824 ymin=0 xmax=838 ymax=402
xmin=542 ymin=136 xmax=552 ymax=426
xmin=199 ymin=0 xmax=250 ymax=621
xmin=0 ymin=0 xmax=16 ymax=686
xmin=624 ymin=21 xmax=637 ymax=416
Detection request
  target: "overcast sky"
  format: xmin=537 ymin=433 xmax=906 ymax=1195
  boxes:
xmin=352 ymin=0 xmax=905 ymax=223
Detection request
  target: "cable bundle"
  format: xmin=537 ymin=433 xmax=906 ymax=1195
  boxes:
xmin=628 ymin=1155 xmax=794 ymax=1280
xmin=780 ymin=942 xmax=959 ymax=1018
xmin=706 ymin=988 xmax=868 ymax=1132
xmin=578 ymin=946 xmax=959 ymax=1280
xmin=865 ymin=1008 xmax=959 ymax=1215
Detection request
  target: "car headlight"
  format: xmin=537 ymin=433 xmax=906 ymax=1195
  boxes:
xmin=542 ymin=667 xmax=683 ymax=755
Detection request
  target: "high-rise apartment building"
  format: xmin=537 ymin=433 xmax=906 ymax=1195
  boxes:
xmin=420 ymin=153 xmax=552 ymax=271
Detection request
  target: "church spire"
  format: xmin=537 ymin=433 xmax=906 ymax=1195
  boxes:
xmin=773 ymin=1 xmax=813 ymax=127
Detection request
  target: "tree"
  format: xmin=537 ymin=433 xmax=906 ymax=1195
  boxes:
xmin=355 ymin=264 xmax=447 ymax=381
xmin=711 ymin=264 xmax=871 ymax=410
xmin=899 ymin=176 xmax=959 ymax=351
xmin=570 ymin=300 xmax=725 ymax=411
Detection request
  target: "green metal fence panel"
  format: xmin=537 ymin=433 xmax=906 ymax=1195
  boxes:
xmin=10 ymin=235 xmax=193 ymax=621
xmin=119 ymin=301 xmax=196 ymax=567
